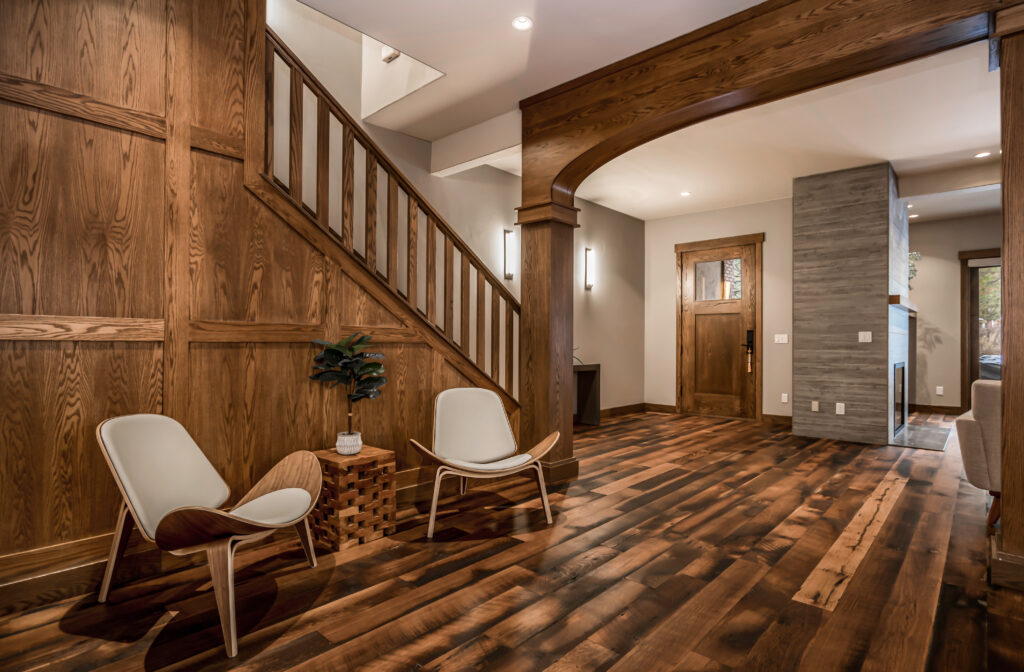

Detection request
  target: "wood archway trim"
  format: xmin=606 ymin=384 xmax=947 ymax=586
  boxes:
xmin=517 ymin=0 xmax=1012 ymax=213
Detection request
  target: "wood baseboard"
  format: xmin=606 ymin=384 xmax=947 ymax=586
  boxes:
xmin=0 ymin=528 xmax=304 ymax=616
xmin=541 ymin=457 xmax=580 ymax=484
xmin=643 ymin=403 xmax=678 ymax=414
xmin=910 ymin=403 xmax=964 ymax=415
xmin=762 ymin=414 xmax=793 ymax=427
xmin=990 ymin=531 xmax=1024 ymax=591
xmin=600 ymin=403 xmax=645 ymax=418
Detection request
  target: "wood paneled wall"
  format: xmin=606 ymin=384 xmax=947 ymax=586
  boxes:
xmin=0 ymin=0 xmax=516 ymax=612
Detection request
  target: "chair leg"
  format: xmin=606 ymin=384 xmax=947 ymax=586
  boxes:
xmin=459 ymin=476 xmax=467 ymax=495
xmin=988 ymin=492 xmax=1002 ymax=534
xmin=295 ymin=518 xmax=317 ymax=568
xmin=427 ymin=468 xmax=445 ymax=539
xmin=98 ymin=503 xmax=134 ymax=603
xmin=206 ymin=539 xmax=238 ymax=658
xmin=534 ymin=464 xmax=553 ymax=525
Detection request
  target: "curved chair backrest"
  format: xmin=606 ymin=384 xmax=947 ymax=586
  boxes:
xmin=97 ymin=414 xmax=230 ymax=540
xmin=433 ymin=388 xmax=517 ymax=463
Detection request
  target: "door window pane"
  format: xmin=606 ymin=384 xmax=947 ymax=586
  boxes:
xmin=979 ymin=265 xmax=1001 ymax=379
xmin=695 ymin=258 xmax=741 ymax=301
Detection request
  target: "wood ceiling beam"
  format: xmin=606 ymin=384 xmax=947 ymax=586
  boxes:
xmin=518 ymin=0 xmax=1018 ymax=212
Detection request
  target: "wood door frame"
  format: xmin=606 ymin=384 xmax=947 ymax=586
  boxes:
xmin=675 ymin=233 xmax=764 ymax=420
xmin=960 ymin=247 xmax=1002 ymax=413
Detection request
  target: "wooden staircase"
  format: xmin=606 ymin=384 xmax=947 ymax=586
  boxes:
xmin=255 ymin=29 xmax=520 ymax=400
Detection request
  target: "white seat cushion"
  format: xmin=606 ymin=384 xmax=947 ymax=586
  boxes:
xmin=231 ymin=488 xmax=312 ymax=525
xmin=445 ymin=453 xmax=531 ymax=472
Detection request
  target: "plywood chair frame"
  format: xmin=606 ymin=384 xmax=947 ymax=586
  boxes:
xmin=95 ymin=417 xmax=323 ymax=657
xmin=409 ymin=430 xmax=559 ymax=538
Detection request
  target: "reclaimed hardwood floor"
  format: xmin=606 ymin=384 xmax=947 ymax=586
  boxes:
xmin=0 ymin=411 xmax=1021 ymax=671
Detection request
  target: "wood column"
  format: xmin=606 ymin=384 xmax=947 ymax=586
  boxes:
xmin=517 ymin=202 xmax=579 ymax=482
xmin=1000 ymin=19 xmax=1024 ymax=557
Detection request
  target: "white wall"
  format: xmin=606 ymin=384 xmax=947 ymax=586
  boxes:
xmin=575 ymin=201 xmax=646 ymax=409
xmin=644 ymin=199 xmax=794 ymax=416
xmin=909 ymin=213 xmax=1002 ymax=408
xmin=361 ymin=35 xmax=442 ymax=119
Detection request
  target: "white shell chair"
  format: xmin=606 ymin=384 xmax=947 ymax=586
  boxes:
xmin=409 ymin=388 xmax=560 ymax=538
xmin=95 ymin=414 xmax=322 ymax=657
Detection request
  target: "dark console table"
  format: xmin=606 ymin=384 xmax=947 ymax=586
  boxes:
xmin=573 ymin=364 xmax=601 ymax=426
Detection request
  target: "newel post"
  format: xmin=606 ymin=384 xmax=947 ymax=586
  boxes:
xmin=516 ymin=201 xmax=580 ymax=482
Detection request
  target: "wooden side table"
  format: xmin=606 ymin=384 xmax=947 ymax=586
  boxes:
xmin=310 ymin=446 xmax=397 ymax=551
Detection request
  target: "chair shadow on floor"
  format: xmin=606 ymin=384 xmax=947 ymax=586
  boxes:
xmin=58 ymin=547 xmax=335 ymax=670
xmin=402 ymin=482 xmax=569 ymax=543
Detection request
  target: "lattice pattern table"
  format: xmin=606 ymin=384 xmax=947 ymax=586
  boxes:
xmin=310 ymin=446 xmax=397 ymax=551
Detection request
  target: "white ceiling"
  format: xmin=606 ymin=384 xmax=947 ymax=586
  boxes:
xmin=298 ymin=0 xmax=764 ymax=140
xmin=905 ymin=185 xmax=1001 ymax=224
xmin=575 ymin=41 xmax=1001 ymax=221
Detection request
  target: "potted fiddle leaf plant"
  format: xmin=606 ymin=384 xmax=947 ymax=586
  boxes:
xmin=310 ymin=333 xmax=387 ymax=454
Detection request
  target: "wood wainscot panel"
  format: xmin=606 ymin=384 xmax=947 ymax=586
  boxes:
xmin=0 ymin=0 xmax=168 ymax=116
xmin=0 ymin=315 xmax=164 ymax=341
xmin=325 ymin=262 xmax=406 ymax=330
xmin=0 ymin=341 xmax=163 ymax=554
xmin=0 ymin=104 xmax=166 ymax=318
xmin=191 ymin=0 xmax=245 ymax=143
xmin=188 ymin=342 xmax=326 ymax=500
xmin=0 ymin=75 xmax=166 ymax=140
xmin=190 ymin=151 xmax=325 ymax=324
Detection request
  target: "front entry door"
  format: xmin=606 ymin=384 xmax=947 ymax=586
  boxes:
xmin=679 ymin=242 xmax=758 ymax=418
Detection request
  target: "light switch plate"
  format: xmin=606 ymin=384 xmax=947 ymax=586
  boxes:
xmin=781 ymin=393 xmax=789 ymax=403
xmin=858 ymin=331 xmax=872 ymax=343
xmin=811 ymin=400 xmax=820 ymax=412
xmin=774 ymin=334 xmax=789 ymax=344
xmin=936 ymin=386 xmax=944 ymax=396
xmin=836 ymin=402 xmax=846 ymax=415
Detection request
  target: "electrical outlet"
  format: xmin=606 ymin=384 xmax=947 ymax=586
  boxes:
xmin=781 ymin=393 xmax=789 ymax=403
xmin=836 ymin=402 xmax=846 ymax=415
xmin=811 ymin=400 xmax=820 ymax=412
xmin=774 ymin=334 xmax=789 ymax=344
xmin=858 ymin=331 xmax=872 ymax=343
xmin=936 ymin=386 xmax=944 ymax=396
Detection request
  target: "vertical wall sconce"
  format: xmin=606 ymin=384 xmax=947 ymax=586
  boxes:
xmin=585 ymin=248 xmax=595 ymax=290
xmin=504 ymin=230 xmax=515 ymax=279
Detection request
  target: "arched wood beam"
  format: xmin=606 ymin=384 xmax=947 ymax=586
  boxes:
xmin=518 ymin=0 xmax=1009 ymax=211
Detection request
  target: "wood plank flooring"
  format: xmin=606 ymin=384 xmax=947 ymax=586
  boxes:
xmin=0 ymin=411 xmax=1021 ymax=671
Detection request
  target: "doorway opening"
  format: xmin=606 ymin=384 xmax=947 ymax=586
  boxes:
xmin=675 ymin=233 xmax=763 ymax=419
xmin=962 ymin=249 xmax=1004 ymax=404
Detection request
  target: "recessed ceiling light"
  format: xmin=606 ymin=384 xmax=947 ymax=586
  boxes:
xmin=512 ymin=16 xmax=533 ymax=30
xmin=909 ymin=214 xmax=919 ymax=219
xmin=907 ymin=204 xmax=914 ymax=209
xmin=680 ymin=191 xmax=692 ymax=197
xmin=975 ymin=151 xmax=992 ymax=159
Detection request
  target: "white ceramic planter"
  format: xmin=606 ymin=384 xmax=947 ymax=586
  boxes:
xmin=335 ymin=431 xmax=362 ymax=455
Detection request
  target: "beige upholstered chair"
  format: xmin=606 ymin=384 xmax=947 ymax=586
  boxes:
xmin=956 ymin=380 xmax=1002 ymax=532
xmin=410 ymin=388 xmax=560 ymax=538
xmin=96 ymin=414 xmax=322 ymax=657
